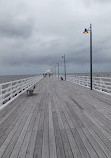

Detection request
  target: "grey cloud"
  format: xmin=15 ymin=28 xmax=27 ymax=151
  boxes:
xmin=83 ymin=0 xmax=111 ymax=6
xmin=0 ymin=0 xmax=111 ymax=75
xmin=1 ymin=53 xmax=60 ymax=66
xmin=0 ymin=14 xmax=34 ymax=38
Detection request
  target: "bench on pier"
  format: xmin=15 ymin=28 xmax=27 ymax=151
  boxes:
xmin=27 ymin=85 xmax=36 ymax=95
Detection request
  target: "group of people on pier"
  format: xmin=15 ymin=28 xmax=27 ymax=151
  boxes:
xmin=43 ymin=73 xmax=53 ymax=77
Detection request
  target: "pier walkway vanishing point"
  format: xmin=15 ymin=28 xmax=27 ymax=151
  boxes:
xmin=1 ymin=77 xmax=111 ymax=158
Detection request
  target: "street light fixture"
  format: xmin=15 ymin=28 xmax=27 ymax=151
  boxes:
xmin=83 ymin=24 xmax=92 ymax=90
xmin=62 ymin=54 xmax=66 ymax=81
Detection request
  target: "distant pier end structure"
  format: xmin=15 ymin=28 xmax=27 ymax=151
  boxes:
xmin=43 ymin=70 xmax=53 ymax=76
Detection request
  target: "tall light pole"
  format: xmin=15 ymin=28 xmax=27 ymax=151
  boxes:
xmin=62 ymin=54 xmax=66 ymax=80
xmin=83 ymin=24 xmax=92 ymax=90
xmin=51 ymin=67 xmax=54 ymax=75
xmin=57 ymin=63 xmax=59 ymax=78
xmin=55 ymin=66 xmax=56 ymax=77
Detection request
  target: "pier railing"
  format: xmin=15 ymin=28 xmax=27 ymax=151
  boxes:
xmin=0 ymin=76 xmax=43 ymax=109
xmin=66 ymin=75 xmax=111 ymax=95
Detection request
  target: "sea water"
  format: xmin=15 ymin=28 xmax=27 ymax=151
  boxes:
xmin=0 ymin=75 xmax=36 ymax=84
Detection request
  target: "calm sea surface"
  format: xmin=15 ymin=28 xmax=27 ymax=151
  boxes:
xmin=0 ymin=75 xmax=36 ymax=84
xmin=0 ymin=72 xmax=111 ymax=84
xmin=68 ymin=72 xmax=111 ymax=77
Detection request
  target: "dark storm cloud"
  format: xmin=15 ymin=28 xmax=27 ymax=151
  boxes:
xmin=2 ymin=52 xmax=61 ymax=66
xmin=0 ymin=15 xmax=34 ymax=38
xmin=0 ymin=0 xmax=111 ymax=75
xmin=1 ymin=33 xmax=111 ymax=72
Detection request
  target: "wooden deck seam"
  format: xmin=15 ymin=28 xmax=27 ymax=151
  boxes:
xmin=0 ymin=97 xmax=32 ymax=148
xmin=9 ymin=97 xmax=39 ymax=158
xmin=0 ymin=97 xmax=36 ymax=158
xmin=64 ymin=95 xmax=110 ymax=158
xmin=1 ymin=77 xmax=111 ymax=158
xmin=56 ymin=88 xmax=92 ymax=158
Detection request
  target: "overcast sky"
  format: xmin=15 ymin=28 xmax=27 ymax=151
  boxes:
xmin=0 ymin=0 xmax=111 ymax=75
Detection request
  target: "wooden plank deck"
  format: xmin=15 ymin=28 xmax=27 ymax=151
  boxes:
xmin=0 ymin=77 xmax=111 ymax=158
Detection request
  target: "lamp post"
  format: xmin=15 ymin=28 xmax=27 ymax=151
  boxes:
xmin=55 ymin=66 xmax=56 ymax=77
xmin=51 ymin=67 xmax=54 ymax=76
xmin=83 ymin=24 xmax=92 ymax=90
xmin=57 ymin=63 xmax=59 ymax=78
xmin=62 ymin=54 xmax=66 ymax=80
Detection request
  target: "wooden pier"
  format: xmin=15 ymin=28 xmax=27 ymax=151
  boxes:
xmin=0 ymin=77 xmax=111 ymax=158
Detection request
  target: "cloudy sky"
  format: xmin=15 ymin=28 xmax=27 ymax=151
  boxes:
xmin=0 ymin=0 xmax=111 ymax=75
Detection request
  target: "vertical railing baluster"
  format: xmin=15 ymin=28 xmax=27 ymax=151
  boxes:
xmin=100 ymin=77 xmax=102 ymax=91
xmin=10 ymin=82 xmax=13 ymax=99
xmin=0 ymin=85 xmax=2 ymax=107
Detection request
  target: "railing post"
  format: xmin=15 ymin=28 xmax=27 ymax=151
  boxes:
xmin=10 ymin=82 xmax=13 ymax=99
xmin=0 ymin=85 xmax=2 ymax=107
xmin=76 ymin=76 xmax=77 ymax=83
xmin=79 ymin=76 xmax=80 ymax=84
xmin=87 ymin=76 xmax=88 ymax=87
xmin=92 ymin=76 xmax=94 ymax=89
xmin=100 ymin=77 xmax=102 ymax=91
xmin=0 ymin=76 xmax=43 ymax=108
xmin=77 ymin=76 xmax=78 ymax=83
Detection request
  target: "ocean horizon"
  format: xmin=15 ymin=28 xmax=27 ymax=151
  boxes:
xmin=0 ymin=75 xmax=37 ymax=84
xmin=0 ymin=72 xmax=111 ymax=84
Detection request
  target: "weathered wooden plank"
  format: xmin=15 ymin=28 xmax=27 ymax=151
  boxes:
xmin=0 ymin=97 xmax=35 ymax=158
xmin=0 ymin=97 xmax=31 ymax=136
xmin=1 ymin=77 xmax=111 ymax=158
xmin=54 ymin=90 xmax=88 ymax=158
xmin=15 ymin=101 xmax=40 ymax=158
xmin=9 ymin=98 xmax=38 ymax=158
xmin=56 ymin=94 xmax=91 ymax=158
xmin=25 ymin=113 xmax=41 ymax=158
xmin=0 ymin=98 xmax=28 ymax=133
xmin=54 ymin=94 xmax=74 ymax=158
xmin=64 ymin=94 xmax=109 ymax=158
xmin=48 ymin=99 xmax=57 ymax=158
xmin=33 ymin=93 xmax=45 ymax=158
xmin=42 ymin=100 xmax=49 ymax=158
xmin=0 ymin=96 xmax=24 ymax=120
xmin=0 ymin=98 xmax=31 ymax=149
xmin=55 ymin=81 xmax=102 ymax=157
xmin=52 ymin=111 xmax=66 ymax=158
xmin=25 ymin=86 xmax=46 ymax=158
xmin=60 ymin=110 xmax=82 ymax=158
xmin=0 ymin=98 xmax=25 ymax=126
